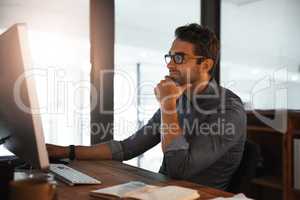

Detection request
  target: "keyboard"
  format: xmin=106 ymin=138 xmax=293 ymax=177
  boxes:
xmin=49 ymin=164 xmax=101 ymax=186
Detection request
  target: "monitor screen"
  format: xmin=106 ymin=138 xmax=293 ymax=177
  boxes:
xmin=0 ymin=24 xmax=49 ymax=170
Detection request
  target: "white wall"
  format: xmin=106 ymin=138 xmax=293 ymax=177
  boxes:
xmin=221 ymin=0 xmax=300 ymax=109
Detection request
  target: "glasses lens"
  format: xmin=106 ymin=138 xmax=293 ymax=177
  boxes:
xmin=164 ymin=55 xmax=171 ymax=64
xmin=174 ymin=54 xmax=183 ymax=64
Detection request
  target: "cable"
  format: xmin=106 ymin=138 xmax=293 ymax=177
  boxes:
xmin=0 ymin=135 xmax=10 ymax=145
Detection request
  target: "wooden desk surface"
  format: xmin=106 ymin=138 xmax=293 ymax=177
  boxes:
xmin=56 ymin=160 xmax=233 ymax=200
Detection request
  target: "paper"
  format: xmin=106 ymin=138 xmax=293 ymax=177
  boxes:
xmin=212 ymin=193 xmax=253 ymax=200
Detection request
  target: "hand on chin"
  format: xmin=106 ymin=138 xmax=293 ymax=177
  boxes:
xmin=168 ymin=74 xmax=181 ymax=85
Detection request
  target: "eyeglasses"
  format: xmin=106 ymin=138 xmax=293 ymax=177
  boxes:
xmin=164 ymin=52 xmax=205 ymax=64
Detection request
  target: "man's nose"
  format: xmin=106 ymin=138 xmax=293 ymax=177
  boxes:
xmin=166 ymin=61 xmax=176 ymax=70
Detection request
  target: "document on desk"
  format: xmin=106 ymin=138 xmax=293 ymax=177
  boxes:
xmin=90 ymin=181 xmax=200 ymax=200
xmin=212 ymin=193 xmax=253 ymax=200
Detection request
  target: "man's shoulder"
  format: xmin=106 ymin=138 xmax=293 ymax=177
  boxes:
xmin=219 ymin=86 xmax=244 ymax=109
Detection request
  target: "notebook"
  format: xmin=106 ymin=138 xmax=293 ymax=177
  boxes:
xmin=90 ymin=181 xmax=200 ymax=200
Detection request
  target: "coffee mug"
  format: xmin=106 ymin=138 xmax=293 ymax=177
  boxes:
xmin=10 ymin=173 xmax=57 ymax=200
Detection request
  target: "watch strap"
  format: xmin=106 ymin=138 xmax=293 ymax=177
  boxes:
xmin=69 ymin=145 xmax=76 ymax=160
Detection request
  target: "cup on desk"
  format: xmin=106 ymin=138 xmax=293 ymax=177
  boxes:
xmin=10 ymin=173 xmax=57 ymax=200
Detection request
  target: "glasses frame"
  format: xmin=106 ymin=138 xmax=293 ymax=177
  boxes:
xmin=164 ymin=52 xmax=206 ymax=64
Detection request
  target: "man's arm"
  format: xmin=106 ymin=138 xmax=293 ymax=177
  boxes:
xmin=154 ymin=77 xmax=191 ymax=152
xmin=160 ymin=99 xmax=182 ymax=152
xmin=46 ymin=143 xmax=112 ymax=160
xmin=47 ymin=109 xmax=162 ymax=161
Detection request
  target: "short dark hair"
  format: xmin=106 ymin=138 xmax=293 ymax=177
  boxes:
xmin=175 ymin=23 xmax=220 ymax=76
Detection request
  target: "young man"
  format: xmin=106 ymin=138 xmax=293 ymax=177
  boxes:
xmin=47 ymin=23 xmax=246 ymax=190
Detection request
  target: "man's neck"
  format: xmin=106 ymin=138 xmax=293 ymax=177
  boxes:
xmin=184 ymin=77 xmax=211 ymax=102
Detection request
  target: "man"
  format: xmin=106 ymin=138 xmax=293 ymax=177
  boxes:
xmin=47 ymin=23 xmax=246 ymax=190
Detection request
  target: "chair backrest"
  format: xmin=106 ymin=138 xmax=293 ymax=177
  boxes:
xmin=227 ymin=139 xmax=262 ymax=197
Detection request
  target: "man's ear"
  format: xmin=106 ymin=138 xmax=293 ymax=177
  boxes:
xmin=201 ymin=58 xmax=214 ymax=73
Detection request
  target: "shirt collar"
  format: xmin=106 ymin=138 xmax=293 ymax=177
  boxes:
xmin=182 ymin=78 xmax=221 ymax=112
xmin=201 ymin=78 xmax=219 ymax=96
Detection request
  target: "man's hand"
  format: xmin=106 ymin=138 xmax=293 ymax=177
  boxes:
xmin=154 ymin=76 xmax=191 ymax=152
xmin=46 ymin=144 xmax=69 ymax=159
xmin=154 ymin=76 xmax=191 ymax=109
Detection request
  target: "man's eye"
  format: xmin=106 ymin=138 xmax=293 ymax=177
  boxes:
xmin=173 ymin=55 xmax=180 ymax=63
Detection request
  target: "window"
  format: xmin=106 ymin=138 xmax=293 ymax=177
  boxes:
xmin=221 ymin=0 xmax=300 ymax=110
xmin=0 ymin=0 xmax=90 ymax=155
xmin=114 ymin=0 xmax=200 ymax=171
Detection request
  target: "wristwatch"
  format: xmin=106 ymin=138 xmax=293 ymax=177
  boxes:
xmin=69 ymin=145 xmax=76 ymax=160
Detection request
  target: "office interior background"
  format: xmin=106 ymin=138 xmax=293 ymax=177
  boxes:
xmin=0 ymin=0 xmax=299 ymax=174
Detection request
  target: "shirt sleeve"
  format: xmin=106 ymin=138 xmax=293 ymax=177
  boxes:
xmin=163 ymin=100 xmax=247 ymax=179
xmin=106 ymin=109 xmax=162 ymax=161
xmin=104 ymin=140 xmax=124 ymax=161
xmin=164 ymin=135 xmax=189 ymax=152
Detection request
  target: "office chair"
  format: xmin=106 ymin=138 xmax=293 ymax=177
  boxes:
xmin=227 ymin=139 xmax=262 ymax=198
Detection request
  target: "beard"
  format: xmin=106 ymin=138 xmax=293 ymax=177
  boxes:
xmin=169 ymin=71 xmax=196 ymax=86
xmin=169 ymin=71 xmax=182 ymax=85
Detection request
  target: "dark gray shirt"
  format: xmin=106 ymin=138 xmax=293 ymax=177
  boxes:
xmin=106 ymin=79 xmax=246 ymax=190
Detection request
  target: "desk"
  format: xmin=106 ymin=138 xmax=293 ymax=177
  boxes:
xmin=56 ymin=160 xmax=233 ymax=200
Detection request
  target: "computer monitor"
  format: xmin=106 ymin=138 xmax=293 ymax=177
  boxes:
xmin=0 ymin=24 xmax=49 ymax=170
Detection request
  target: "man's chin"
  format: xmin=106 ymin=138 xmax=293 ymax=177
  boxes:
xmin=174 ymin=79 xmax=185 ymax=86
xmin=169 ymin=75 xmax=181 ymax=84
